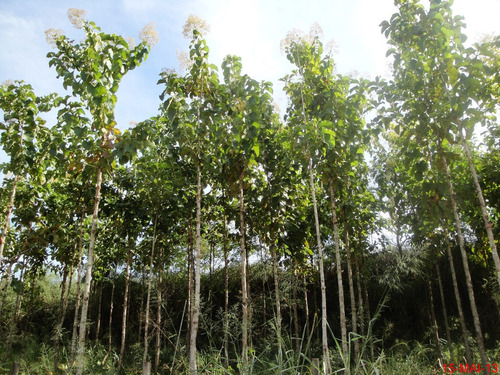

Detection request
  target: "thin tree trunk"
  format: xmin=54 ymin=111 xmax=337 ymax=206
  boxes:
xmin=308 ymin=156 xmax=331 ymax=375
xmin=189 ymin=159 xmax=202 ymax=374
xmin=95 ymin=284 xmax=103 ymax=342
xmin=343 ymin=217 xmax=359 ymax=360
xmin=186 ymin=215 xmax=194 ymax=352
xmin=303 ymin=273 xmax=311 ymax=358
xmin=271 ymin=238 xmax=282 ymax=357
xmin=261 ymin=246 xmax=267 ymax=338
xmin=360 ymin=252 xmax=372 ymax=360
xmin=54 ymin=265 xmax=69 ymax=373
xmin=138 ymin=267 xmax=145 ymax=347
xmin=436 ymin=263 xmax=454 ymax=362
xmin=154 ymin=246 xmax=163 ymax=375
xmin=354 ymin=252 xmax=365 ymax=337
xmin=260 ymin=245 xmax=267 ymax=337
xmin=223 ymin=209 xmax=230 ymax=369
xmin=292 ymin=269 xmax=300 ymax=354
xmin=311 ymin=254 xmax=319 ymax=345
xmin=440 ymin=215 xmax=472 ymax=363
xmin=143 ymin=213 xmax=158 ymax=369
xmin=69 ymin=208 xmax=86 ymax=370
xmin=329 ymin=179 xmax=348 ymax=362
xmin=396 ymin=230 xmax=403 ymax=256
xmin=0 ymin=174 xmax=19 ymax=268
xmin=246 ymin=244 xmax=253 ymax=352
xmin=75 ymin=166 xmax=103 ymax=375
xmin=26 ymin=270 xmax=38 ymax=332
xmin=426 ymin=278 xmax=441 ymax=357
xmin=118 ymin=244 xmax=132 ymax=371
xmin=209 ymin=242 xmax=214 ymax=282
xmin=102 ymin=278 xmax=116 ymax=364
xmin=441 ymin=151 xmax=488 ymax=365
xmin=459 ymin=125 xmax=500 ymax=287
xmin=295 ymin=47 xmax=329 ymax=371
xmin=239 ymin=170 xmax=249 ymax=373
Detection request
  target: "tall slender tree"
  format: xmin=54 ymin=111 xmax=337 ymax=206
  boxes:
xmin=282 ymin=27 xmax=335 ymax=374
xmin=46 ymin=9 xmax=155 ymax=373
xmin=159 ymin=17 xmax=217 ymax=373
xmin=0 ymin=81 xmax=57 ymax=270
xmin=380 ymin=0 xmax=493 ymax=364
xmin=219 ymin=54 xmax=274 ymax=371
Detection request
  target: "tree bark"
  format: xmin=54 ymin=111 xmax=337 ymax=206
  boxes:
xmin=441 ymin=151 xmax=488 ymax=365
xmin=329 ymin=179 xmax=348 ymax=362
xmin=143 ymin=213 xmax=158 ymax=367
xmin=292 ymin=268 xmax=300 ymax=354
xmin=246 ymin=243 xmax=253 ymax=351
xmin=154 ymin=245 xmax=163 ymax=375
xmin=94 ymin=284 xmax=103 ymax=342
xmin=102 ymin=277 xmax=115 ymax=364
xmin=223 ymin=209 xmax=230 ymax=369
xmin=459 ymin=125 xmax=500 ymax=288
xmin=271 ymin=237 xmax=282 ymax=357
xmin=440 ymin=215 xmax=472 ymax=363
xmin=239 ymin=170 xmax=249 ymax=373
xmin=261 ymin=246 xmax=267 ymax=337
xmin=308 ymin=156 xmax=330 ymax=374
xmin=75 ymin=166 xmax=103 ymax=375
xmin=54 ymin=265 xmax=70 ymax=373
xmin=118 ymin=245 xmax=132 ymax=371
xmin=186 ymin=214 xmax=194 ymax=352
xmin=354 ymin=252 xmax=365 ymax=337
xmin=189 ymin=159 xmax=202 ymax=374
xmin=436 ymin=263 xmax=454 ymax=362
xmin=361 ymin=252 xmax=373 ymax=360
xmin=303 ymin=273 xmax=311 ymax=358
xmin=343 ymin=218 xmax=359 ymax=359
xmin=138 ymin=265 xmax=145 ymax=347
xmin=69 ymin=208 xmax=86 ymax=370
xmin=426 ymin=278 xmax=441 ymax=357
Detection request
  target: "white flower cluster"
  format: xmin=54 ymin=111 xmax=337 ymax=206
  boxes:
xmin=280 ymin=23 xmax=333 ymax=54
xmin=139 ymin=22 xmax=159 ymax=47
xmin=68 ymin=8 xmax=87 ymax=29
xmin=45 ymin=28 xmax=64 ymax=48
xmin=125 ymin=37 xmax=136 ymax=49
xmin=182 ymin=15 xmax=210 ymax=39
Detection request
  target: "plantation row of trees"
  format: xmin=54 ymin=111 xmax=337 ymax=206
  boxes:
xmin=0 ymin=1 xmax=499 ymax=374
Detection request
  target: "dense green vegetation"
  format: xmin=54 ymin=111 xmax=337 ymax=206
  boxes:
xmin=1 ymin=1 xmax=499 ymax=374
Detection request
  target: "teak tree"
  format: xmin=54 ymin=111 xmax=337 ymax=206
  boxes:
xmin=46 ymin=9 xmax=155 ymax=374
xmin=159 ymin=22 xmax=218 ymax=374
xmin=219 ymin=54 xmax=275 ymax=372
xmin=380 ymin=0 xmax=495 ymax=365
xmin=0 ymin=81 xmax=57 ymax=271
xmin=282 ymin=28 xmax=335 ymax=374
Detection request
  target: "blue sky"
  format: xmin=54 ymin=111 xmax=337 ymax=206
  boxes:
xmin=1 ymin=0 xmax=499 ymax=133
